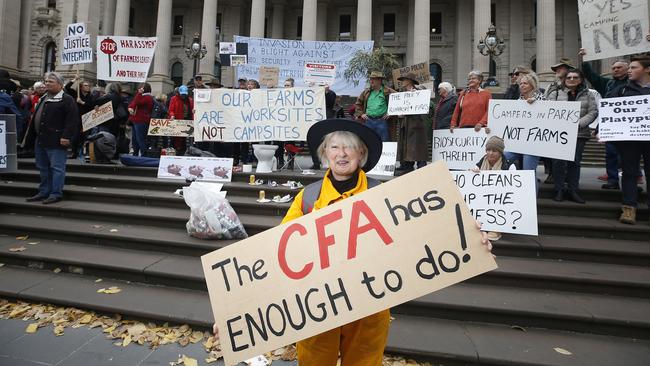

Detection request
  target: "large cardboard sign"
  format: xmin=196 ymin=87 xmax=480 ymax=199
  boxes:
xmin=97 ymin=36 xmax=157 ymax=83
xmin=432 ymin=129 xmax=488 ymax=170
xmin=488 ymin=100 xmax=581 ymax=161
xmin=387 ymin=89 xmax=432 ymax=116
xmin=0 ymin=120 xmax=6 ymax=169
xmin=367 ymin=142 xmax=397 ymax=176
xmin=304 ymin=63 xmax=337 ymax=86
xmin=392 ymin=63 xmax=431 ymax=90
xmin=201 ymin=162 xmax=497 ymax=365
xmin=81 ymin=102 xmax=114 ymax=132
xmin=148 ymin=119 xmax=194 ymax=137
xmin=234 ymin=36 xmax=374 ymax=96
xmin=259 ymin=66 xmax=280 ymax=88
xmin=578 ymin=0 xmax=650 ymax=61
xmin=598 ymin=95 xmax=650 ymax=142
xmin=157 ymin=156 xmax=234 ymax=182
xmin=452 ymin=171 xmax=538 ymax=236
xmin=194 ymin=87 xmax=326 ymax=142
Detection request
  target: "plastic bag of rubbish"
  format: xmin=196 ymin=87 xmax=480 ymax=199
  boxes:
xmin=183 ymin=184 xmax=247 ymax=240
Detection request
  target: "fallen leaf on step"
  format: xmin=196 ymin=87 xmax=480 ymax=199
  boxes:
xmin=78 ymin=314 xmax=92 ymax=324
xmin=182 ymin=356 xmax=198 ymax=366
xmin=9 ymin=246 xmax=27 ymax=252
xmin=554 ymin=347 xmax=572 ymax=355
xmin=15 ymin=235 xmax=29 ymax=240
xmin=189 ymin=331 xmax=203 ymax=344
xmin=27 ymin=242 xmax=40 ymax=245
xmin=205 ymin=357 xmax=218 ymax=364
xmin=0 ymin=263 xmax=4 ymax=267
xmin=53 ymin=268 xmax=61 ymax=273
xmin=92 ymin=225 xmax=103 ymax=229
xmin=97 ymin=286 xmax=122 ymax=294
xmin=95 ymin=278 xmax=103 ymax=283
xmin=109 ymin=229 xmax=119 ymax=233
xmin=122 ymin=334 xmax=132 ymax=347
xmin=53 ymin=325 xmax=65 ymax=336
xmin=25 ymin=323 xmax=39 ymax=333
xmin=510 ymin=325 xmax=526 ymax=332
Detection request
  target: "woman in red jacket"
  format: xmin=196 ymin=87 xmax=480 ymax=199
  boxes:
xmin=128 ymin=83 xmax=154 ymax=156
xmin=167 ymin=85 xmax=193 ymax=155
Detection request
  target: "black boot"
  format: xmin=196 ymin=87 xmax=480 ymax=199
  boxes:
xmin=568 ymin=191 xmax=586 ymax=204
xmin=552 ymin=191 xmax=564 ymax=202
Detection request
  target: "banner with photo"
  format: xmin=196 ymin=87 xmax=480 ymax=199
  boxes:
xmin=157 ymin=156 xmax=234 ymax=182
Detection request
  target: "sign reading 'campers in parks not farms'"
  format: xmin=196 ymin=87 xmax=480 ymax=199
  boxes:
xmin=578 ymin=0 xmax=650 ymax=61
xmin=97 ymin=36 xmax=157 ymax=83
xmin=201 ymin=162 xmax=498 ymax=365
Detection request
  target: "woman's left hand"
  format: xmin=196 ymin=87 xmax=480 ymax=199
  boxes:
xmin=526 ymin=97 xmax=536 ymax=104
xmin=474 ymin=123 xmax=483 ymax=132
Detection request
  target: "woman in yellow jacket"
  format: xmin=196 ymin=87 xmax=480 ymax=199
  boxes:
xmin=282 ymin=119 xmax=388 ymax=366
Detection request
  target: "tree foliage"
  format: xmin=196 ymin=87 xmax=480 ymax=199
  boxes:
xmin=344 ymin=47 xmax=400 ymax=87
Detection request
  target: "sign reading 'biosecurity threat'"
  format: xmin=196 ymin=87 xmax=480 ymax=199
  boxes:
xmin=97 ymin=36 xmax=157 ymax=83
xmin=194 ymin=87 xmax=326 ymax=142
xmin=201 ymin=162 xmax=497 ymax=365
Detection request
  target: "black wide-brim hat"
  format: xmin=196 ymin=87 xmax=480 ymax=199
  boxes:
xmin=307 ymin=119 xmax=383 ymax=172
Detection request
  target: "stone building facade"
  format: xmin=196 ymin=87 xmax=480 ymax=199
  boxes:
xmin=0 ymin=0 xmax=595 ymax=95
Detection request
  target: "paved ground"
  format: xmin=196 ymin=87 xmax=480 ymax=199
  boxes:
xmin=0 ymin=318 xmax=297 ymax=366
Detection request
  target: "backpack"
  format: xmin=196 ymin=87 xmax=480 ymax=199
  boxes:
xmin=301 ymin=177 xmax=381 ymax=215
xmin=151 ymin=98 xmax=167 ymax=119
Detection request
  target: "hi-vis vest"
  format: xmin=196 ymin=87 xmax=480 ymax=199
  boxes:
xmin=300 ymin=177 xmax=381 ymax=215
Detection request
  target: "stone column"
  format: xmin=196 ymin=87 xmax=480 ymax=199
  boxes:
xmin=536 ymin=0 xmax=556 ymax=81
xmin=302 ymin=0 xmax=317 ymax=41
xmin=18 ymin=0 xmax=34 ymax=72
xmin=455 ymin=0 xmax=472 ymax=86
xmin=271 ymin=0 xmax=285 ymax=39
xmin=472 ymin=0 xmax=491 ymax=76
xmin=356 ymin=0 xmax=371 ymax=40
xmin=199 ymin=0 xmax=218 ymax=78
xmin=406 ymin=0 xmax=414 ymax=66
xmin=0 ymin=0 xmax=20 ymax=72
xmin=509 ymin=0 xmax=524 ymax=69
xmin=102 ymin=0 xmax=116 ymax=35
xmin=562 ymin=0 xmax=579 ymax=64
xmin=250 ymin=0 xmax=266 ymax=37
xmin=75 ymin=1 xmax=101 ymax=79
xmin=316 ymin=1 xmax=328 ymax=41
xmin=149 ymin=0 xmax=173 ymax=94
xmin=412 ymin=0 xmax=430 ymax=65
xmin=113 ymin=0 xmax=130 ymax=36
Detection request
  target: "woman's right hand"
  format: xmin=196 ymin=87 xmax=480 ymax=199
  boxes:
xmin=470 ymin=166 xmax=480 ymax=173
xmin=449 ymin=125 xmax=455 ymax=133
xmin=212 ymin=324 xmax=219 ymax=337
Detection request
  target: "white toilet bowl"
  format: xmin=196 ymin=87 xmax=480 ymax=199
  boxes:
xmin=252 ymin=144 xmax=278 ymax=173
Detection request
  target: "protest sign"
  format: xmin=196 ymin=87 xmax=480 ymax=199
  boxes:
xmin=367 ymin=142 xmax=397 ymax=176
xmin=488 ymin=100 xmax=581 ymax=161
xmin=194 ymin=87 xmax=326 ymax=142
xmin=0 ymin=120 xmax=6 ymax=168
xmin=157 ymin=156 xmax=234 ymax=182
xmin=231 ymin=55 xmax=247 ymax=66
xmin=259 ymin=66 xmax=280 ymax=88
xmin=452 ymin=171 xmax=538 ymax=236
xmin=201 ymin=161 xmax=497 ymax=365
xmin=578 ymin=0 xmax=650 ymax=61
xmin=220 ymin=42 xmax=237 ymax=54
xmin=304 ymin=63 xmax=337 ymax=86
xmin=234 ymin=36 xmax=374 ymax=96
xmin=66 ymin=22 xmax=86 ymax=36
xmin=148 ymin=119 xmax=194 ymax=137
xmin=387 ymin=89 xmax=432 ymax=116
xmin=432 ymin=129 xmax=488 ymax=170
xmin=597 ymin=95 xmax=650 ymax=142
xmin=97 ymin=36 xmax=157 ymax=83
xmin=61 ymin=34 xmax=92 ymax=65
xmin=392 ymin=63 xmax=431 ymax=90
xmin=81 ymin=102 xmax=114 ymax=132
xmin=194 ymin=89 xmax=212 ymax=103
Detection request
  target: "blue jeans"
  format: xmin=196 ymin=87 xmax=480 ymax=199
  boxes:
xmin=365 ymin=118 xmax=390 ymax=142
xmin=132 ymin=123 xmax=148 ymax=156
xmin=504 ymin=151 xmax=540 ymax=193
xmin=35 ymin=142 xmax=67 ymax=199
xmin=617 ymin=141 xmax=650 ymax=207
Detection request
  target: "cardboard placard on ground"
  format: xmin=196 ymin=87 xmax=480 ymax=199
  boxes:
xmin=488 ymin=100 xmax=581 ymax=161
xmin=0 ymin=120 xmax=6 ymax=168
xmin=432 ymin=129 xmax=488 ymax=170
xmin=157 ymin=156 xmax=234 ymax=182
xmin=578 ymin=0 xmax=650 ymax=61
xmin=304 ymin=63 xmax=337 ymax=86
xmin=452 ymin=170 xmax=538 ymax=236
xmin=259 ymin=66 xmax=280 ymax=88
xmin=367 ymin=142 xmax=398 ymax=176
xmin=97 ymin=36 xmax=157 ymax=83
xmin=597 ymin=95 xmax=650 ymax=142
xmin=194 ymin=87 xmax=326 ymax=142
xmin=392 ymin=62 xmax=431 ymax=90
xmin=387 ymin=89 xmax=432 ymax=116
xmin=148 ymin=119 xmax=194 ymax=137
xmin=81 ymin=102 xmax=114 ymax=132
xmin=201 ymin=161 xmax=497 ymax=365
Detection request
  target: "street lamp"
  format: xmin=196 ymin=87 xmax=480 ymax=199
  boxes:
xmin=477 ymin=24 xmax=505 ymax=57
xmin=185 ymin=32 xmax=207 ymax=77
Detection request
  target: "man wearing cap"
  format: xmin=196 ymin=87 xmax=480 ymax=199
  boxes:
xmin=205 ymin=78 xmax=223 ymax=88
xmin=544 ymin=58 xmax=574 ymax=99
xmin=354 ymin=70 xmax=396 ymax=142
xmin=237 ymin=78 xmax=248 ymax=90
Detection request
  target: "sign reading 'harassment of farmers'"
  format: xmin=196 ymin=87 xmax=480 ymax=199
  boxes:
xmin=194 ymin=87 xmax=326 ymax=142
xmin=488 ymin=100 xmax=581 ymax=161
xmin=598 ymin=95 xmax=650 ymax=141
xmin=578 ymin=0 xmax=650 ymax=61
xmin=201 ymin=162 xmax=498 ymax=365
xmin=452 ymin=171 xmax=538 ymax=236
xmin=97 ymin=36 xmax=157 ymax=83
xmin=432 ymin=129 xmax=488 ymax=170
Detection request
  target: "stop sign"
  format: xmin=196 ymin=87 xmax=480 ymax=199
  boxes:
xmin=100 ymin=38 xmax=117 ymax=55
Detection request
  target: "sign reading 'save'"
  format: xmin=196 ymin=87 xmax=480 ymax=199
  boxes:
xmin=201 ymin=162 xmax=497 ymax=365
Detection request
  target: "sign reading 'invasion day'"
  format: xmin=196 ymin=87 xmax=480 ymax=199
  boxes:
xmin=201 ymin=162 xmax=497 ymax=365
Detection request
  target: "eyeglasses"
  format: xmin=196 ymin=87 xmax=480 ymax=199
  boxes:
xmin=565 ymin=76 xmax=581 ymax=80
xmin=513 ymin=72 xmax=521 ymax=76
